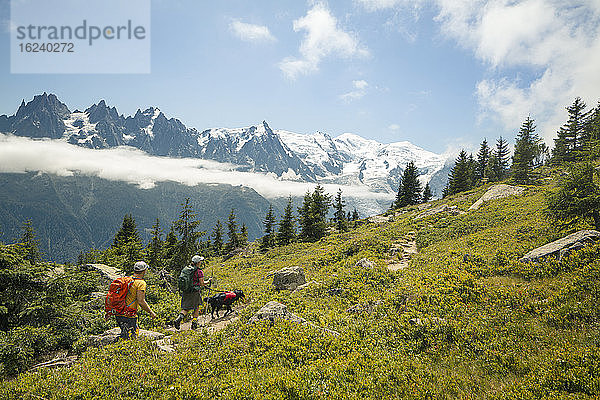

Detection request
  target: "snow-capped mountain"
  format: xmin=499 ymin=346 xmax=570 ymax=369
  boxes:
xmin=1 ymin=93 xmax=449 ymax=198
xmin=273 ymin=130 xmax=446 ymax=194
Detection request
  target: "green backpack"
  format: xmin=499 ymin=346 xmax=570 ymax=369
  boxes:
xmin=178 ymin=265 xmax=196 ymax=293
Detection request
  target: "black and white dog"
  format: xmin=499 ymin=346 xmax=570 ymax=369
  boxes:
xmin=206 ymin=290 xmax=245 ymax=319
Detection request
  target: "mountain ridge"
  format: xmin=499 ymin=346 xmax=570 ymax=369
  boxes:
xmin=0 ymin=93 xmax=450 ymax=196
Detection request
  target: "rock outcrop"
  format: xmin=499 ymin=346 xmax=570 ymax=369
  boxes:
xmin=249 ymin=301 xmax=339 ymax=336
xmin=87 ymin=327 xmax=173 ymax=351
xmin=415 ymin=204 xmax=462 ymax=219
xmin=249 ymin=301 xmax=307 ymax=324
xmin=82 ymin=264 xmax=123 ymax=285
xmin=368 ymin=215 xmax=391 ymax=224
xmin=355 ymin=258 xmax=374 ymax=269
xmin=519 ymin=230 xmax=600 ymax=263
xmin=272 ymin=266 xmax=307 ymax=291
xmin=469 ymin=184 xmax=525 ymax=211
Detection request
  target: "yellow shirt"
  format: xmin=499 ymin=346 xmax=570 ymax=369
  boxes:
xmin=123 ymin=278 xmax=146 ymax=312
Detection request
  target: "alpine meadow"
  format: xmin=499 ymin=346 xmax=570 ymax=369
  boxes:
xmin=1 ymin=94 xmax=600 ymax=398
xmin=2 ymin=1 xmax=600 ymax=399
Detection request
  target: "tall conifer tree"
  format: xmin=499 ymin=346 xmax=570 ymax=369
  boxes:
xmin=333 ymin=189 xmax=348 ymax=232
xmin=226 ymin=209 xmax=240 ymax=252
xmin=446 ymin=150 xmax=473 ymax=195
xmin=394 ymin=161 xmax=421 ymax=208
xmin=494 ymin=136 xmax=510 ymax=181
xmin=277 ymin=196 xmax=296 ymax=246
xmin=173 ymin=198 xmax=202 ymax=268
xmin=475 ymin=139 xmax=490 ymax=182
xmin=422 ymin=183 xmax=433 ymax=203
xmin=512 ymin=116 xmax=539 ymax=184
xmin=261 ymin=205 xmax=277 ymax=250
xmin=553 ymin=97 xmax=591 ymax=163
xmin=20 ymin=219 xmax=41 ymax=263
xmin=212 ymin=220 xmax=223 ymax=255
xmin=147 ymin=218 xmax=164 ymax=270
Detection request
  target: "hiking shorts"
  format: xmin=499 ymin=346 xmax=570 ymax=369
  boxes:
xmin=116 ymin=315 xmax=138 ymax=340
xmin=181 ymin=291 xmax=201 ymax=311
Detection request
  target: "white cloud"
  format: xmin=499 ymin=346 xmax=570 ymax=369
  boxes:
xmin=0 ymin=134 xmax=392 ymax=202
xmin=355 ymin=0 xmax=600 ymax=144
xmin=339 ymin=79 xmax=369 ymax=102
xmin=388 ymin=123 xmax=401 ymax=131
xmin=229 ymin=20 xmax=276 ymax=43
xmin=280 ymin=3 xmax=369 ymax=79
xmin=356 ymin=0 xmax=424 ymax=11
xmin=432 ymin=0 xmax=600 ymax=143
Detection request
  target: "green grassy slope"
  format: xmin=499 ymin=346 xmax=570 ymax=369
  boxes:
xmin=2 ymin=178 xmax=600 ymax=399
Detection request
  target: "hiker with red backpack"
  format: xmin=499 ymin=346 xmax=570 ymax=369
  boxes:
xmin=172 ymin=255 xmax=212 ymax=330
xmin=105 ymin=261 xmax=157 ymax=340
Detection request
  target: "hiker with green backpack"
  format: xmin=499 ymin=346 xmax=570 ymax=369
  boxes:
xmin=172 ymin=255 xmax=212 ymax=330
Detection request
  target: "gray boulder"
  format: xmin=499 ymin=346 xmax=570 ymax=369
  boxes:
xmin=248 ymin=301 xmax=306 ymax=324
xmin=415 ymin=204 xmax=462 ymax=219
xmin=469 ymin=184 xmax=525 ymax=211
xmin=272 ymin=266 xmax=306 ymax=291
xmin=87 ymin=327 xmax=166 ymax=348
xmin=249 ymin=301 xmax=339 ymax=336
xmin=355 ymin=258 xmax=374 ymax=269
xmin=82 ymin=263 xmax=123 ymax=285
xmin=519 ymin=230 xmax=600 ymax=263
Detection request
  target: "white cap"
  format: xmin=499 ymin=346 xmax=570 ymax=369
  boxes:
xmin=191 ymin=255 xmax=205 ymax=264
xmin=133 ymin=261 xmax=148 ymax=272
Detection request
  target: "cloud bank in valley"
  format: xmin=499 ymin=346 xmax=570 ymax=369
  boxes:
xmin=0 ymin=134 xmax=393 ymax=201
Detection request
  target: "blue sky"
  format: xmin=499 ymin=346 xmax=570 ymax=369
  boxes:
xmin=1 ymin=0 xmax=599 ymax=154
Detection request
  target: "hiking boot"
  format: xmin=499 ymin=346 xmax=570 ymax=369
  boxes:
xmin=191 ymin=320 xmax=198 ymax=330
xmin=173 ymin=313 xmax=184 ymax=330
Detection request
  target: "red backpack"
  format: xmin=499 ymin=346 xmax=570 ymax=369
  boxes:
xmin=105 ymin=276 xmax=137 ymax=319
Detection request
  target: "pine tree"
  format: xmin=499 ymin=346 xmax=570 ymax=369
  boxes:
xmin=467 ymin=154 xmax=476 ymax=185
xmin=582 ymin=101 xmax=600 ymax=160
xmin=512 ymin=116 xmax=539 ymax=184
xmin=277 ymin=196 xmax=296 ymax=246
xmin=112 ymin=214 xmax=139 ymax=248
xmin=163 ymin=225 xmax=179 ymax=272
xmin=352 ymin=208 xmax=359 ymax=221
xmin=147 ymin=218 xmax=164 ymax=270
xmin=553 ymin=97 xmax=591 ymax=163
xmin=226 ymin=209 xmax=240 ymax=252
xmin=240 ymin=224 xmax=248 ymax=247
xmin=332 ymin=189 xmax=348 ymax=233
xmin=20 ymin=219 xmax=41 ymax=263
xmin=309 ymin=184 xmax=331 ymax=241
xmin=393 ymin=161 xmax=422 ymax=208
xmin=475 ymin=139 xmax=490 ymax=182
xmin=446 ymin=150 xmax=473 ymax=195
xmin=422 ymin=183 xmax=432 ymax=203
xmin=173 ymin=198 xmax=203 ymax=267
xmin=111 ymin=214 xmax=143 ymax=274
xmin=297 ymin=191 xmax=313 ymax=242
xmin=547 ymin=162 xmax=600 ymax=230
xmin=493 ymin=136 xmax=510 ymax=180
xmin=298 ymin=185 xmax=331 ymax=242
xmin=212 ymin=220 xmax=223 ymax=255
xmin=261 ymin=205 xmax=277 ymax=250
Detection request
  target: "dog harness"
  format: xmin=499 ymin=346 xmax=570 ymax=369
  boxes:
xmin=224 ymin=291 xmax=236 ymax=301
